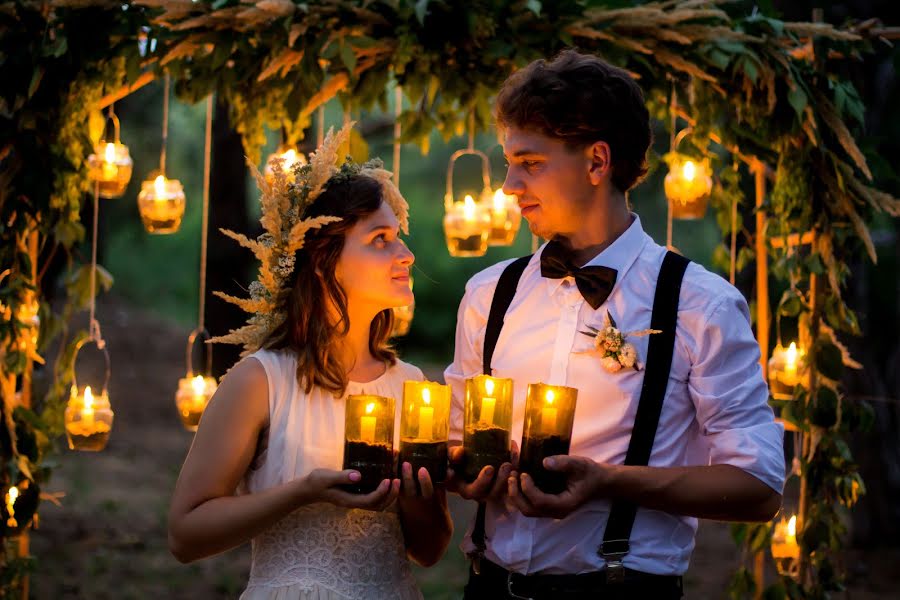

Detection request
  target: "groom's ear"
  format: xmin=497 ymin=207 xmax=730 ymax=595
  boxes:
xmin=587 ymin=141 xmax=612 ymax=186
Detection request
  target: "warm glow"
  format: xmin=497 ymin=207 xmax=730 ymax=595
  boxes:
xmin=682 ymin=160 xmax=696 ymax=181
xmin=545 ymin=389 xmax=555 ymax=405
xmin=191 ymin=375 xmax=206 ymax=397
xmin=493 ymin=189 xmax=507 ymax=212
xmin=463 ymin=195 xmax=477 ymax=220
xmin=785 ymin=342 xmax=798 ymax=369
xmin=7 ymin=486 xmax=18 ymax=504
xmin=154 ymin=175 xmax=166 ymax=199
xmin=365 ymin=402 xmax=375 ymax=415
xmin=104 ymin=143 xmax=116 ymax=163
xmin=422 ymin=388 xmax=431 ymax=405
xmin=83 ymin=386 xmax=94 ymax=413
xmin=787 ymin=515 xmax=797 ymax=538
xmin=484 ymin=378 xmax=495 ymax=396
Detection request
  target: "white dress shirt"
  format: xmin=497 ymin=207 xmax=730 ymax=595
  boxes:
xmin=444 ymin=215 xmax=785 ymax=576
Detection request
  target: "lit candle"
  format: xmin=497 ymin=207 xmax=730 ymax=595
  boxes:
xmin=154 ymin=175 xmax=167 ymax=201
xmin=782 ymin=342 xmax=799 ymax=386
xmin=360 ymin=402 xmax=377 ymax=444
xmin=418 ymin=388 xmax=434 ymax=440
xmin=5 ymin=486 xmax=18 ymax=527
xmin=102 ymin=143 xmax=117 ymax=179
xmin=683 ymin=160 xmax=696 ymax=182
xmin=191 ymin=375 xmax=207 ymax=410
xmin=82 ymin=385 xmax=95 ymax=430
xmin=462 ymin=194 xmax=477 ymax=223
xmin=540 ymin=389 xmax=558 ymax=434
xmin=480 ymin=379 xmax=496 ymax=425
xmin=492 ymin=189 xmax=507 ymax=220
xmin=786 ymin=515 xmax=797 ymax=546
xmin=772 ymin=514 xmax=800 ymax=559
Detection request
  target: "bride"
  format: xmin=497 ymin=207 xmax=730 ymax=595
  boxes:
xmin=167 ymin=125 xmax=452 ymax=599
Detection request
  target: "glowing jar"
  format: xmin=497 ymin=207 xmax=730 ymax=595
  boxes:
xmin=137 ymin=174 xmax=186 ymax=234
xmin=2 ymin=480 xmax=38 ymax=537
xmin=519 ymin=383 xmax=578 ymax=494
xmin=768 ymin=342 xmax=805 ymax=400
xmin=64 ymin=385 xmax=114 ymax=451
xmin=664 ymin=157 xmax=712 ymax=220
xmin=87 ymin=113 xmax=133 ymax=199
xmin=264 ymin=147 xmax=306 ymax=184
xmin=399 ymin=381 xmax=451 ymax=489
xmin=462 ymin=375 xmax=513 ymax=483
xmin=771 ymin=514 xmax=800 ymax=578
xmin=483 ymin=188 xmax=521 ymax=246
xmin=443 ymin=194 xmax=491 ymax=257
xmin=175 ymin=374 xmax=218 ymax=431
xmin=342 ymin=394 xmax=395 ymax=494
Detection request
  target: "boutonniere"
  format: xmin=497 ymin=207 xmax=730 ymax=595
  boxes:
xmin=579 ymin=311 xmax=661 ymax=373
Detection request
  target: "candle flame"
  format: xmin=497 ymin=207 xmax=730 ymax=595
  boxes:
xmin=682 ymin=161 xmax=696 ymax=182
xmin=493 ymin=189 xmax=507 ymax=212
xmin=484 ymin=378 xmax=495 ymax=396
xmin=422 ymin=387 xmax=431 ymax=405
xmin=463 ymin=194 xmax=476 ymax=220
xmin=787 ymin=515 xmax=797 ymax=537
xmin=154 ymin=175 xmax=166 ymax=199
xmin=84 ymin=385 xmax=94 ymax=410
xmin=104 ymin=143 xmax=116 ymax=163
xmin=545 ymin=389 xmax=555 ymax=405
xmin=786 ymin=342 xmax=798 ymax=366
xmin=7 ymin=486 xmax=18 ymax=504
xmin=365 ymin=402 xmax=375 ymax=414
xmin=191 ymin=375 xmax=206 ymax=396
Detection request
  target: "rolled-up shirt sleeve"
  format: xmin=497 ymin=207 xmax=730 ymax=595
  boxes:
xmin=687 ymin=290 xmax=786 ymax=493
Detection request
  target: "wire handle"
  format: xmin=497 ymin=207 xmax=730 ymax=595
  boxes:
xmin=445 ymin=149 xmax=492 ymax=210
xmin=102 ymin=106 xmax=122 ymax=144
xmin=185 ymin=328 xmax=213 ymax=378
xmin=71 ymin=336 xmax=111 ymax=395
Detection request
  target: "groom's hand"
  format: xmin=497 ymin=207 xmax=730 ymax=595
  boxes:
xmin=304 ymin=468 xmax=400 ymax=511
xmin=446 ymin=441 xmax=518 ymax=503
xmin=507 ymin=455 xmax=609 ymax=519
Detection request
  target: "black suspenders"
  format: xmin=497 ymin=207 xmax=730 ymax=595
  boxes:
xmin=472 ymin=250 xmax=690 ymax=580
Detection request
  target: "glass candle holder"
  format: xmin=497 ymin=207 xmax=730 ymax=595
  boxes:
xmin=343 ymin=394 xmax=396 ymax=494
xmin=87 ymin=141 xmax=133 ymax=199
xmin=443 ymin=194 xmax=491 ymax=257
xmin=771 ymin=514 xmax=800 ymax=578
xmin=264 ymin=147 xmax=306 ymax=184
xmin=484 ymin=188 xmax=522 ymax=246
xmin=2 ymin=480 xmax=38 ymax=538
xmin=519 ymin=383 xmax=578 ymax=494
xmin=175 ymin=374 xmax=217 ymax=431
xmin=664 ymin=158 xmax=712 ymax=220
xmin=399 ymin=381 xmax=450 ymax=489
xmin=462 ymin=375 xmax=513 ymax=483
xmin=137 ymin=175 xmax=186 ymax=234
xmin=64 ymin=385 xmax=114 ymax=451
xmin=768 ymin=342 xmax=805 ymax=400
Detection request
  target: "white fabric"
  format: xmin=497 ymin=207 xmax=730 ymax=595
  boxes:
xmin=239 ymin=349 xmax=424 ymax=600
xmin=444 ymin=214 xmax=785 ymax=577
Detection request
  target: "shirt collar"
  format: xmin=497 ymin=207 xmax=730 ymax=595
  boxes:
xmin=536 ymin=213 xmax=650 ymax=298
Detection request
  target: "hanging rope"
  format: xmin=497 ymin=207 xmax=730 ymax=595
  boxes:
xmin=317 ymin=106 xmax=325 ymax=147
xmin=467 ymin=111 xmax=475 ymax=152
xmin=343 ymin=107 xmax=352 ymax=155
xmin=89 ymin=181 xmax=105 ymax=349
xmin=730 ymin=192 xmax=738 ymax=285
xmin=198 ymin=95 xmax=212 ymax=331
xmin=160 ymin=72 xmax=170 ymax=175
xmin=393 ymin=84 xmax=402 ymax=187
xmin=666 ymin=78 xmax=676 ymax=250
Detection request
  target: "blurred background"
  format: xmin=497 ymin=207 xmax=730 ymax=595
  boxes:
xmin=28 ymin=1 xmax=900 ymax=598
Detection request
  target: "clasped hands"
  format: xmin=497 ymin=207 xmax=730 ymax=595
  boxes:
xmin=446 ymin=442 xmax=611 ymax=519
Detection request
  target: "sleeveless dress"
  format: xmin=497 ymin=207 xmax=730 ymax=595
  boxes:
xmin=238 ymin=348 xmax=424 ymax=600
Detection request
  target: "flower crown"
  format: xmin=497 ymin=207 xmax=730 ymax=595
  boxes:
xmin=210 ymin=123 xmax=410 ymax=356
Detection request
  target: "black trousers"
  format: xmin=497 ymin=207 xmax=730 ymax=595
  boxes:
xmin=462 ymin=560 xmax=684 ymax=600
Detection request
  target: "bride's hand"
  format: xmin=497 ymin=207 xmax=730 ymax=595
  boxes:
xmin=302 ymin=468 xmax=400 ymax=511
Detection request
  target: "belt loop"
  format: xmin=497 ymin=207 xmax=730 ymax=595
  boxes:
xmin=599 ymin=539 xmax=630 ymax=584
xmin=506 ymin=572 xmax=535 ymax=600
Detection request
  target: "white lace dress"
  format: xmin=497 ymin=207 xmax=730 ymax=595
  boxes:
xmin=239 ymin=348 xmax=424 ymax=600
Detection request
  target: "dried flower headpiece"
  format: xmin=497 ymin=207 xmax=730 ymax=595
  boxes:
xmin=210 ymin=123 xmax=409 ymax=355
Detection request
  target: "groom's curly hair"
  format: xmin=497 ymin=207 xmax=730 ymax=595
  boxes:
xmin=495 ymin=49 xmax=652 ymax=193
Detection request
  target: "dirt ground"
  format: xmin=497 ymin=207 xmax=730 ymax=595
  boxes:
xmin=25 ymin=296 xmax=900 ymax=599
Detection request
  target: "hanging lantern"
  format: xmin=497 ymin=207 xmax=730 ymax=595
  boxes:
xmin=771 ymin=513 xmax=800 ymax=579
xmin=443 ymin=149 xmax=492 ymax=257
xmin=87 ymin=110 xmax=133 ymax=199
xmin=2 ymin=480 xmax=39 ymax=538
xmin=483 ymin=188 xmax=521 ymax=246
xmin=137 ymin=174 xmax=186 ymax=234
xmin=391 ymin=276 xmax=414 ymax=337
xmin=264 ymin=146 xmax=307 ymax=184
xmin=664 ymin=154 xmax=713 ymax=220
xmin=174 ymin=329 xmax=217 ymax=431
xmin=64 ymin=339 xmax=114 ymax=452
xmin=768 ymin=341 xmax=805 ymax=400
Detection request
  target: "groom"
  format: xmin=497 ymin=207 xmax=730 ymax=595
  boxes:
xmin=444 ymin=49 xmax=785 ymax=599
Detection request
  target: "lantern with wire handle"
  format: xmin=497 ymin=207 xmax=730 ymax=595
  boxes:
xmin=2 ymin=479 xmax=39 ymax=538
xmin=485 ymin=188 xmax=522 ymax=246
xmin=771 ymin=511 xmax=800 ymax=579
xmin=64 ymin=338 xmax=114 ymax=452
xmin=175 ymin=329 xmax=218 ymax=432
xmin=87 ymin=107 xmax=133 ymax=199
xmin=443 ymin=149 xmax=492 ymax=257
xmin=663 ymin=128 xmax=713 ymax=220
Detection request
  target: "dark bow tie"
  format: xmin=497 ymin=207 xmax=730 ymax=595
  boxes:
xmin=540 ymin=240 xmax=617 ymax=309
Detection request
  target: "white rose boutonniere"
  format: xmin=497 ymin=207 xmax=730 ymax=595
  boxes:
xmin=580 ymin=311 xmax=661 ymax=373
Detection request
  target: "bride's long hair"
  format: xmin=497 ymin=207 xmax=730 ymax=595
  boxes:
xmin=263 ymin=174 xmax=397 ymax=396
